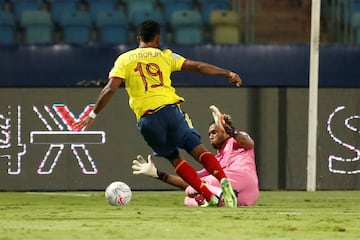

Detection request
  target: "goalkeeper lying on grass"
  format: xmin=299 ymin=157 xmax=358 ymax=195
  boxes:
xmin=132 ymin=106 xmax=259 ymax=207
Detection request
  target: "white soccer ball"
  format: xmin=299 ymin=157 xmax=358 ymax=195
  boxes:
xmin=105 ymin=181 xmax=132 ymax=206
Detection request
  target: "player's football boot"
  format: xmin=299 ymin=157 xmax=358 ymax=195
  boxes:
xmin=199 ymin=195 xmax=219 ymax=207
xmin=221 ymin=178 xmax=237 ymax=208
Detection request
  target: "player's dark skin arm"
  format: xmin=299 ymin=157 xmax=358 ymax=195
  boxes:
xmin=182 ymin=59 xmax=242 ymax=87
xmin=92 ymin=77 xmax=123 ymax=114
xmin=72 ymin=77 xmax=123 ymax=130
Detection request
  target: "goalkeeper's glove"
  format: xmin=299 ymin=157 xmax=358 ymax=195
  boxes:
xmin=222 ymin=114 xmax=238 ymax=138
xmin=132 ymin=154 xmax=158 ymax=178
xmin=210 ymin=105 xmax=238 ymax=138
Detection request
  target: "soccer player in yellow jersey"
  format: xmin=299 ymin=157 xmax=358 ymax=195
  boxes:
xmin=74 ymin=20 xmax=242 ymax=207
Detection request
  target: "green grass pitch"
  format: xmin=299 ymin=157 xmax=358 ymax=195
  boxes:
xmin=0 ymin=191 xmax=359 ymax=240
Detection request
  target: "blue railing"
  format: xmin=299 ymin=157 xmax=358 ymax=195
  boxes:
xmin=0 ymin=43 xmax=359 ymax=87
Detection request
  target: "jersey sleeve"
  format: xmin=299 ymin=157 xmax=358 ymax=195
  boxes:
xmin=108 ymin=55 xmax=126 ymax=79
xmin=163 ymin=49 xmax=186 ymax=72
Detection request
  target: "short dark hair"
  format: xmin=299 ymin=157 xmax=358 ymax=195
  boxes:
xmin=139 ymin=20 xmax=160 ymax=43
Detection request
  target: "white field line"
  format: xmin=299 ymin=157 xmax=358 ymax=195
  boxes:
xmin=24 ymin=192 xmax=93 ymax=197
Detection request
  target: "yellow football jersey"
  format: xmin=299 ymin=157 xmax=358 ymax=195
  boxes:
xmin=109 ymin=47 xmax=186 ymax=121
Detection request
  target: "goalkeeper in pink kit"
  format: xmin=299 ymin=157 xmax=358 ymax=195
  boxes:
xmin=133 ymin=106 xmax=259 ymax=206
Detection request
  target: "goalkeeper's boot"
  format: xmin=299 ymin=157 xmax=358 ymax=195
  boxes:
xmin=200 ymin=195 xmax=219 ymax=208
xmin=221 ymin=178 xmax=237 ymax=208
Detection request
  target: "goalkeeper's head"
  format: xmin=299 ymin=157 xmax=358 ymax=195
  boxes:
xmin=208 ymin=122 xmax=228 ymax=150
xmin=208 ymin=114 xmax=235 ymax=149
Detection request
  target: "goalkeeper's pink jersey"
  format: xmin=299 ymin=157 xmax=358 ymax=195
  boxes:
xmin=215 ymin=135 xmax=257 ymax=175
xmin=185 ymin=133 xmax=259 ymax=206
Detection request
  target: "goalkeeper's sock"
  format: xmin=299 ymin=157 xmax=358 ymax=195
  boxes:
xmin=174 ymin=159 xmax=214 ymax=201
xmin=198 ymin=151 xmax=227 ymax=181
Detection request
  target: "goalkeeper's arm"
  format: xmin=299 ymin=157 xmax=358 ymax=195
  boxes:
xmin=223 ymin=114 xmax=254 ymax=150
xmin=132 ymin=155 xmax=189 ymax=189
xmin=233 ymin=131 xmax=254 ymax=150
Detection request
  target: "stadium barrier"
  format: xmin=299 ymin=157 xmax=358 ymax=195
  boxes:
xmin=0 ymin=87 xmax=359 ymax=191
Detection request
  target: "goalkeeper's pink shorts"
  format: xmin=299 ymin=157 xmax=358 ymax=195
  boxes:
xmin=184 ymin=170 xmax=259 ymax=206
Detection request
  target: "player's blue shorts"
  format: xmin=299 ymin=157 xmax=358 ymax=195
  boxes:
xmin=137 ymin=104 xmax=201 ymax=159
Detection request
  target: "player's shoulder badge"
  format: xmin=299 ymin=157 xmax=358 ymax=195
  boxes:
xmin=172 ymin=52 xmax=182 ymax=59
